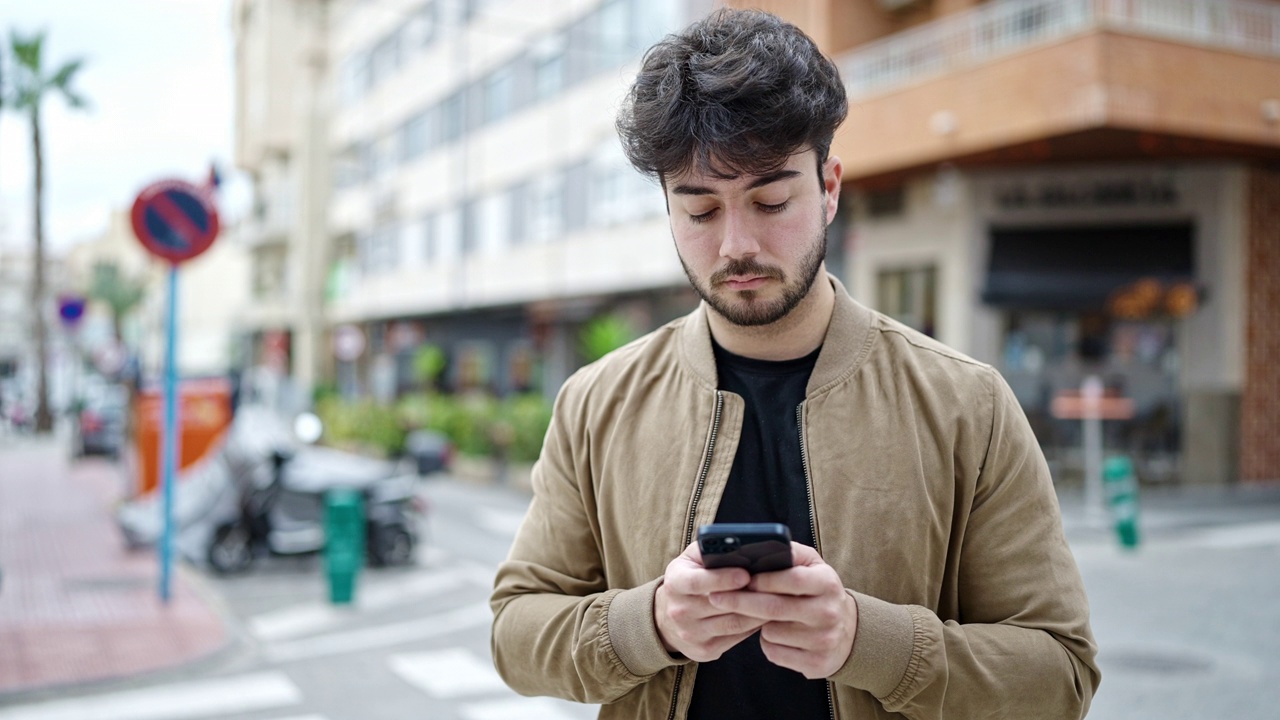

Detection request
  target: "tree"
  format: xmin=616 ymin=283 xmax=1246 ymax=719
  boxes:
xmin=88 ymin=262 xmax=146 ymax=345
xmin=2 ymin=31 xmax=87 ymax=433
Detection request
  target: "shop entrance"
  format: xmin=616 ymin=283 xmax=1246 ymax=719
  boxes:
xmin=983 ymin=222 xmax=1197 ymax=484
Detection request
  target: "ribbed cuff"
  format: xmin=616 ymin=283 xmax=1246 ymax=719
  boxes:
xmin=829 ymin=590 xmax=915 ymax=699
xmin=607 ymin=578 xmax=690 ymax=677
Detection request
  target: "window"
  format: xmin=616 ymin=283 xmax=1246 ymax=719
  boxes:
xmin=877 ymin=265 xmax=938 ymax=337
xmin=532 ymin=35 xmax=566 ymax=101
xmin=340 ymin=52 xmax=371 ymax=103
xmin=596 ymin=0 xmax=630 ymax=70
xmin=866 ymin=187 xmax=906 ymax=218
xmin=527 ymin=173 xmax=563 ymax=243
xmin=400 ymin=110 xmax=431 ymax=162
xmin=370 ymin=29 xmax=403 ymax=86
xmin=406 ymin=2 xmax=438 ymax=49
xmin=562 ymin=161 xmax=591 ymax=234
xmin=477 ymin=190 xmax=513 ymax=256
xmin=439 ymin=91 xmax=465 ymax=143
xmin=483 ymin=66 xmax=514 ymax=124
xmin=359 ymin=222 xmax=402 ymax=275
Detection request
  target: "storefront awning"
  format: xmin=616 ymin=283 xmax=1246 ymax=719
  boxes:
xmin=982 ymin=223 xmax=1195 ymax=311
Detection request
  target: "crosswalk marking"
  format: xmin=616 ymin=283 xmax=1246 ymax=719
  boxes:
xmin=459 ymin=698 xmax=583 ymax=720
xmin=473 ymin=507 xmax=528 ymax=537
xmin=1195 ymin=521 xmax=1280 ymax=549
xmin=388 ymin=648 xmax=508 ymax=698
xmin=0 ymin=672 xmax=302 ymax=720
xmin=265 ymin=602 xmax=492 ymax=663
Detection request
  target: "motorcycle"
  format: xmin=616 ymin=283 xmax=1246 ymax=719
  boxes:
xmin=116 ymin=406 xmax=442 ymax=575
xmin=206 ymin=439 xmax=428 ymax=574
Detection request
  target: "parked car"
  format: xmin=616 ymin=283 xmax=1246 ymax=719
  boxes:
xmin=74 ymin=384 xmax=128 ymax=459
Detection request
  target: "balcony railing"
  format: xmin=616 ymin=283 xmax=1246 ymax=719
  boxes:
xmin=840 ymin=0 xmax=1280 ymax=98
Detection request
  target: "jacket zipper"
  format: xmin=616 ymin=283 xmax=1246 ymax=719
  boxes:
xmin=797 ymin=402 xmax=837 ymax=720
xmin=667 ymin=390 xmax=724 ymax=720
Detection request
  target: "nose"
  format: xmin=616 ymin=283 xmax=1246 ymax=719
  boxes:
xmin=717 ymin=207 xmax=760 ymax=260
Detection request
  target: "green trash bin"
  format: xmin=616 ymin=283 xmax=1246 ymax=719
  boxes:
xmin=1103 ymin=456 xmax=1141 ymax=550
xmin=325 ymin=487 xmax=365 ymax=604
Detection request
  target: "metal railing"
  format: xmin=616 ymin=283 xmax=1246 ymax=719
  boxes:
xmin=840 ymin=0 xmax=1280 ymax=98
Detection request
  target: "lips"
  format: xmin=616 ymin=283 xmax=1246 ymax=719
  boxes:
xmin=723 ymin=276 xmax=769 ymax=290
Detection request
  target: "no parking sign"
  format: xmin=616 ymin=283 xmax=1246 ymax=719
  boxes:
xmin=130 ymin=179 xmax=220 ymax=264
xmin=130 ymin=177 xmax=221 ymax=603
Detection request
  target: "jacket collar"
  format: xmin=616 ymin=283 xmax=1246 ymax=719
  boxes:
xmin=677 ymin=274 xmax=877 ymax=395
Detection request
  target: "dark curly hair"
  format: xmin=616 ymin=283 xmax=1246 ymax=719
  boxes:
xmin=616 ymin=8 xmax=848 ymax=184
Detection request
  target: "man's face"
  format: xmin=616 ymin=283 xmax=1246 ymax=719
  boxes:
xmin=665 ymin=150 xmax=842 ymax=327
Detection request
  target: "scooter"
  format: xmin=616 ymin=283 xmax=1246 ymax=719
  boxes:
xmin=206 ymin=429 xmax=428 ymax=575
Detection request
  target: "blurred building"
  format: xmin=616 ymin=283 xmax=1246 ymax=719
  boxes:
xmin=760 ymin=0 xmax=1279 ymax=483
xmin=233 ymin=0 xmax=1279 ymax=484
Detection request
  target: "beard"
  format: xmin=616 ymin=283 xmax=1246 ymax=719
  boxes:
xmin=680 ymin=224 xmax=828 ymax=328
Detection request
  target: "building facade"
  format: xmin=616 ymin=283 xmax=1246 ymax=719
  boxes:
xmin=234 ymin=0 xmax=1279 ymax=483
xmin=763 ymin=0 xmax=1279 ymax=483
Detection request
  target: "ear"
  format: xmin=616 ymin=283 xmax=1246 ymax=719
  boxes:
xmin=822 ymin=155 xmax=843 ymax=225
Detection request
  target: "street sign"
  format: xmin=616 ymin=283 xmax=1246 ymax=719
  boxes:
xmin=128 ymin=175 xmax=222 ymax=604
xmin=130 ymin=179 xmax=220 ymax=264
xmin=57 ymin=294 xmax=86 ymax=327
xmin=333 ymin=324 xmax=366 ymax=362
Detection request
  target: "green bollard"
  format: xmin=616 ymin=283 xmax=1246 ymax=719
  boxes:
xmin=325 ymin=488 xmax=365 ymax=604
xmin=1103 ymin=456 xmax=1141 ymax=550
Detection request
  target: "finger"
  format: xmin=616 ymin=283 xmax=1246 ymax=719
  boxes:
xmin=788 ymin=542 xmax=824 ymax=566
xmin=758 ymin=637 xmax=830 ymax=680
xmin=709 ymin=589 xmax=807 ymax=621
xmin=759 ymin=619 xmax=841 ymax=650
xmin=670 ymin=561 xmax=747 ymax=594
xmin=748 ymin=563 xmax=840 ymax=596
xmin=684 ymin=627 xmax=765 ymax=664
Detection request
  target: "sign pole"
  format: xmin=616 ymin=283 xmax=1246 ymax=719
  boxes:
xmin=130 ymin=177 xmax=219 ymax=603
xmin=159 ymin=264 xmax=182 ymax=602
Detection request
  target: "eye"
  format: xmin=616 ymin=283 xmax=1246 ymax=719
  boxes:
xmin=757 ymin=201 xmax=789 ymax=214
xmin=688 ymin=208 xmax=719 ymax=224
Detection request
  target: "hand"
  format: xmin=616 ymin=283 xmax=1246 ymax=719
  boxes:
xmin=655 ymin=542 xmax=767 ymax=662
xmin=707 ymin=543 xmax=857 ymax=679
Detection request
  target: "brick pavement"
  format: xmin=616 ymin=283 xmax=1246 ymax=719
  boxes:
xmin=0 ymin=433 xmax=228 ymax=698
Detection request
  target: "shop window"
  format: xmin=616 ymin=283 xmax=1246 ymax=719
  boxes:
xmin=866 ymin=187 xmax=905 ymax=219
xmin=877 ymin=265 xmax=937 ymax=337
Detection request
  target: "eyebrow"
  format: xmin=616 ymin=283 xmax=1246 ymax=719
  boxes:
xmin=670 ymin=169 xmax=803 ymax=196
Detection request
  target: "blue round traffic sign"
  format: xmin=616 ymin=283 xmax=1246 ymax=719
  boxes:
xmin=130 ymin=179 xmax=220 ymax=263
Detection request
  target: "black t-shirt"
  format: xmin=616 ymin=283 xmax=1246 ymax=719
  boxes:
xmin=686 ymin=341 xmax=829 ymax=720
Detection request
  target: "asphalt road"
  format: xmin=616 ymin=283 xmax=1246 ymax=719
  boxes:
xmin=2 ymin=470 xmax=1278 ymax=720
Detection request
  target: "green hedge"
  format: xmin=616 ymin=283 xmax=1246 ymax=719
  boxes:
xmin=317 ymin=391 xmax=552 ymax=463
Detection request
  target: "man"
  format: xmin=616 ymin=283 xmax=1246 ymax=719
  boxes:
xmin=491 ymin=8 xmax=1099 ymax=719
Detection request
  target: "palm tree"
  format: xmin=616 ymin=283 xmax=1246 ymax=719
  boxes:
xmin=3 ymin=31 xmax=87 ymax=433
xmin=89 ymin=262 xmax=146 ymax=346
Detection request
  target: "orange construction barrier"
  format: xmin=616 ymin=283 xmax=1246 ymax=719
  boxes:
xmin=134 ymin=377 xmax=233 ymax=497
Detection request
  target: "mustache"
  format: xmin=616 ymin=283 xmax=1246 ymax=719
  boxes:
xmin=709 ymin=258 xmax=785 ymax=286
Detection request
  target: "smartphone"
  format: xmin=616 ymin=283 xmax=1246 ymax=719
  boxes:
xmin=697 ymin=523 xmax=793 ymax=574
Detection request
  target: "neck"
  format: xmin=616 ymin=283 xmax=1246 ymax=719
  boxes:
xmin=707 ymin=273 xmax=836 ymax=361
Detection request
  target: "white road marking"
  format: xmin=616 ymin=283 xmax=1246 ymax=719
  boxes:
xmin=0 ymin=672 xmax=301 ymax=720
xmin=250 ymin=567 xmax=476 ymax=641
xmin=387 ymin=648 xmax=508 ymax=698
xmin=459 ymin=698 xmax=583 ymax=720
xmin=1194 ymin=521 xmax=1280 ymax=549
xmin=474 ymin=507 xmax=527 ymax=537
xmin=264 ymin=603 xmax=492 ymax=663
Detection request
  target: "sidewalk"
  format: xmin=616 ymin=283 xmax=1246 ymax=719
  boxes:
xmin=0 ymin=431 xmax=229 ymax=701
xmin=1057 ymin=479 xmax=1280 ymax=544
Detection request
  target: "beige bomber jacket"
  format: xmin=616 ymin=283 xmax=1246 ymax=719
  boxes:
xmin=491 ymin=277 xmax=1100 ymax=719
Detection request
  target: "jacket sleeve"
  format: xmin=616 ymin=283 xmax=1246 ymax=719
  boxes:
xmin=830 ymin=368 xmax=1101 ymax=719
xmin=490 ymin=376 xmax=684 ymax=703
